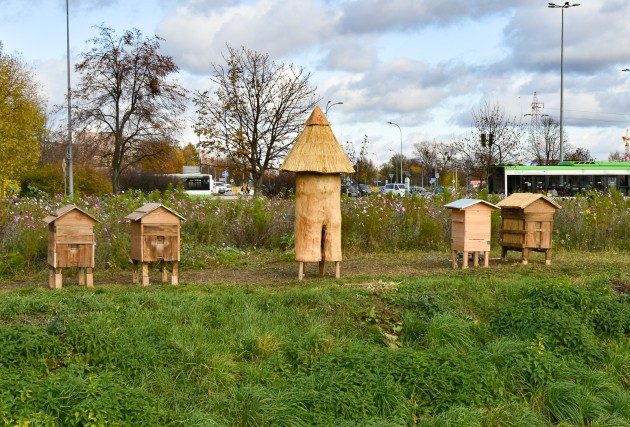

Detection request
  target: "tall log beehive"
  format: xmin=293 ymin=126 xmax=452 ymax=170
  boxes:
xmin=44 ymin=205 xmax=98 ymax=289
xmin=125 ymin=203 xmax=184 ymax=285
xmin=280 ymin=106 xmax=354 ymax=279
xmin=444 ymin=199 xmax=499 ymax=268
xmin=497 ymin=193 xmax=560 ymax=265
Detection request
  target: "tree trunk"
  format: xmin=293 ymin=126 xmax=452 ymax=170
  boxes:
xmin=111 ymin=167 xmax=121 ymax=194
xmin=253 ymin=173 xmax=264 ymax=197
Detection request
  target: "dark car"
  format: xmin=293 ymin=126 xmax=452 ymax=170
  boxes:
xmin=358 ymin=184 xmax=372 ymax=196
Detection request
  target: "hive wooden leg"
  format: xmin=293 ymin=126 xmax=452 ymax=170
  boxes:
xmin=522 ymin=249 xmax=529 ymax=265
xmin=462 ymin=252 xmax=469 ymax=269
xmin=484 ymin=251 xmax=490 ymax=267
xmin=132 ymin=260 xmax=139 ymax=284
xmin=473 ymin=252 xmax=479 ymax=267
xmin=49 ymin=267 xmax=62 ymax=289
xmin=451 ymin=250 xmax=458 ymax=269
xmin=545 ymin=249 xmax=552 ymax=266
xmin=298 ymin=262 xmax=304 ymax=281
xmin=78 ymin=268 xmax=86 ymax=286
xmin=501 ymin=247 xmax=508 ymax=261
xmin=319 ymin=261 xmax=325 ymax=276
xmin=85 ymin=268 xmax=94 ymax=288
xmin=335 ymin=261 xmax=340 ymax=279
xmin=161 ymin=262 xmax=168 ymax=283
xmin=170 ymin=261 xmax=179 ymax=285
xmin=141 ymin=263 xmax=150 ymax=286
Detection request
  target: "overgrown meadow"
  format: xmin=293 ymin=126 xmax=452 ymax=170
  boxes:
xmin=1 ymin=189 xmax=630 ymax=277
xmin=0 ymin=259 xmax=628 ymax=425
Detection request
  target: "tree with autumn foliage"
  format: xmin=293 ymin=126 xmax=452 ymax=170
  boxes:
xmin=193 ymin=45 xmax=318 ymax=195
xmin=0 ymin=43 xmax=46 ymax=196
xmin=71 ymin=26 xmax=186 ymax=193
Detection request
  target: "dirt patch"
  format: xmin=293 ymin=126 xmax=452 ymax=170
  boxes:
xmin=2 ymin=250 xmax=630 ymax=290
xmin=611 ymin=277 xmax=630 ymax=295
xmin=0 ymin=252 xmax=453 ymax=289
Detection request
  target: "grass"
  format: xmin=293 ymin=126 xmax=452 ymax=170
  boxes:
xmin=0 ymin=251 xmax=628 ymax=426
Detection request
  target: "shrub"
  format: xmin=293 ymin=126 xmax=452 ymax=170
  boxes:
xmin=20 ymin=164 xmax=112 ymax=197
xmin=119 ymin=169 xmax=179 ymax=193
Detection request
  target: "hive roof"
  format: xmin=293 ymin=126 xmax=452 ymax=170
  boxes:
xmin=497 ymin=193 xmax=561 ymax=209
xmin=43 ymin=204 xmax=99 ymax=224
xmin=444 ymin=198 xmax=499 ymax=210
xmin=124 ymin=203 xmax=185 ymax=222
xmin=279 ymin=106 xmax=355 ymax=173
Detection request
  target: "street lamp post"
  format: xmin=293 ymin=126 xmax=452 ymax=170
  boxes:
xmin=387 ymin=121 xmax=403 ymax=184
xmin=325 ymin=100 xmax=343 ymax=114
xmin=65 ymin=0 xmax=74 ymax=197
xmin=548 ymin=1 xmax=580 ymax=163
xmin=387 ymin=148 xmax=397 ymax=183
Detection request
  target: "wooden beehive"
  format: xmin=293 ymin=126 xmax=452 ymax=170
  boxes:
xmin=44 ymin=205 xmax=98 ymax=289
xmin=125 ymin=203 xmax=184 ymax=285
xmin=279 ymin=106 xmax=354 ymax=280
xmin=444 ymin=199 xmax=499 ymax=269
xmin=497 ymin=193 xmax=560 ymax=265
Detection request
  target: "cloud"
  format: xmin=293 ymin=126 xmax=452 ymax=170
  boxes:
xmin=157 ymin=0 xmax=336 ymax=74
xmin=337 ymin=0 xmax=530 ymax=34
xmin=502 ymin=2 xmax=630 ymax=75
xmin=320 ymin=36 xmax=378 ymax=73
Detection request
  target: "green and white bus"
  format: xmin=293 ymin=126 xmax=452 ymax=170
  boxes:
xmin=168 ymin=173 xmax=216 ymax=196
xmin=489 ymin=162 xmax=630 ymax=196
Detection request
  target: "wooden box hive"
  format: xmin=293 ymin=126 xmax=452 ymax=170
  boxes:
xmin=444 ymin=199 xmax=499 ymax=268
xmin=125 ymin=203 xmax=185 ymax=285
xmin=497 ymin=193 xmax=560 ymax=265
xmin=44 ymin=205 xmax=98 ymax=289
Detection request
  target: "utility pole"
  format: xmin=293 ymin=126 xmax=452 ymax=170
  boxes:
xmin=524 ymin=92 xmax=551 ymax=164
xmin=524 ymin=92 xmax=547 ymax=121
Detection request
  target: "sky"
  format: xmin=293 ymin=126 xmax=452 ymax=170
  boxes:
xmin=1 ymin=0 xmax=629 ymax=164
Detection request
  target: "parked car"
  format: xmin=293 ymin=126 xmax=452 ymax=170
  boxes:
xmin=214 ymin=182 xmax=228 ymax=195
xmin=409 ymin=186 xmax=428 ymax=196
xmin=358 ymin=184 xmax=372 ymax=196
xmin=380 ymin=183 xmax=407 ymax=196
xmin=341 ymin=183 xmax=359 ymax=197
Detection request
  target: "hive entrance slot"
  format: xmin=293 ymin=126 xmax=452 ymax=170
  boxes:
xmin=156 ymin=236 xmax=165 ymax=259
xmin=320 ymin=225 xmax=327 ymax=260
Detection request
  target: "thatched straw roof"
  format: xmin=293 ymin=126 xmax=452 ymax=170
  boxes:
xmin=280 ymin=106 xmax=355 ymax=173
xmin=497 ymin=193 xmax=561 ymax=209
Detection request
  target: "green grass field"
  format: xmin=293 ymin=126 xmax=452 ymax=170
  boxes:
xmin=1 ymin=251 xmax=629 ymax=426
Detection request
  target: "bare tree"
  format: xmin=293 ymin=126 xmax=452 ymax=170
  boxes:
xmin=72 ymin=26 xmax=186 ymax=193
xmin=608 ymin=150 xmax=626 ymax=162
xmin=455 ymin=101 xmax=525 ymax=188
xmin=193 ymin=45 xmax=318 ymax=195
xmin=528 ymin=116 xmax=566 ymax=165
xmin=565 ymin=147 xmax=594 ymax=162
xmin=414 ymin=140 xmax=445 ymax=184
